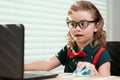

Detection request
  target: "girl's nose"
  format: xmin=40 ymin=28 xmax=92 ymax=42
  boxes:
xmin=76 ymin=25 xmax=82 ymax=30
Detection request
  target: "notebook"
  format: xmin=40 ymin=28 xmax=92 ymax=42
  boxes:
xmin=0 ymin=24 xmax=58 ymax=80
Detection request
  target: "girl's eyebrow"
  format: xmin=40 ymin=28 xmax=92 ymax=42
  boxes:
xmin=66 ymin=20 xmax=74 ymax=22
xmin=67 ymin=19 xmax=95 ymax=22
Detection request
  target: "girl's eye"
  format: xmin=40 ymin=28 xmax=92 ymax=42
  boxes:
xmin=69 ymin=22 xmax=76 ymax=28
xmin=80 ymin=21 xmax=88 ymax=28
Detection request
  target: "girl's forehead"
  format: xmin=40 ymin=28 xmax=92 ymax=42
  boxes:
xmin=68 ymin=11 xmax=93 ymax=21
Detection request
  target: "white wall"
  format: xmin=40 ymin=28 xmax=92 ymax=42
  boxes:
xmin=110 ymin=0 xmax=120 ymax=41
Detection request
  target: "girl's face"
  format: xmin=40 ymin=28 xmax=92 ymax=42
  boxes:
xmin=68 ymin=11 xmax=97 ymax=44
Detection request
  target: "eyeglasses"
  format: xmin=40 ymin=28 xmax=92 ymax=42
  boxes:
xmin=67 ymin=20 xmax=97 ymax=29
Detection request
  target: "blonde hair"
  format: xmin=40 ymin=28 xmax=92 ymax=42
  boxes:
xmin=66 ymin=0 xmax=106 ymax=49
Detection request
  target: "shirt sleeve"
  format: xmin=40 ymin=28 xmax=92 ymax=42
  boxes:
xmin=55 ymin=45 xmax=68 ymax=65
xmin=97 ymin=50 xmax=112 ymax=69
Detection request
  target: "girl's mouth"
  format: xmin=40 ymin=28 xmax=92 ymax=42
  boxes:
xmin=75 ymin=34 xmax=83 ymax=37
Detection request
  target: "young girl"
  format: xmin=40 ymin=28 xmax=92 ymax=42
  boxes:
xmin=24 ymin=0 xmax=112 ymax=76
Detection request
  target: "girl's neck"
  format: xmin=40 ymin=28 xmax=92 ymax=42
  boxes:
xmin=76 ymin=40 xmax=91 ymax=51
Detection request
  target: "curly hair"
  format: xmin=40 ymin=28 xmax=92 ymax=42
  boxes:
xmin=66 ymin=0 xmax=106 ymax=49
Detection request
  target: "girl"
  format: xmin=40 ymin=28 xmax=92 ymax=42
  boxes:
xmin=24 ymin=0 xmax=112 ymax=76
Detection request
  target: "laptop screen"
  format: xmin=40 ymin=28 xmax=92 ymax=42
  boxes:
xmin=0 ymin=24 xmax=24 ymax=79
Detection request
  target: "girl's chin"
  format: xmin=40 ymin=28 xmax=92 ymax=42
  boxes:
xmin=74 ymin=38 xmax=84 ymax=42
xmin=75 ymin=37 xmax=83 ymax=40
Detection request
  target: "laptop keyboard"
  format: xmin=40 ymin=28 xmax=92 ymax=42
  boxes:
xmin=24 ymin=71 xmax=58 ymax=79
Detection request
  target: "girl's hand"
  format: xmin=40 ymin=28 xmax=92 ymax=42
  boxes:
xmin=77 ymin=62 xmax=98 ymax=76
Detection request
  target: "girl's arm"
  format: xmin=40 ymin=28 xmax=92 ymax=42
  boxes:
xmin=24 ymin=56 xmax=61 ymax=71
xmin=98 ymin=62 xmax=111 ymax=76
xmin=77 ymin=61 xmax=111 ymax=76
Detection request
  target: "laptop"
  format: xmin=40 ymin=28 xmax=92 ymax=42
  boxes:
xmin=0 ymin=24 xmax=58 ymax=80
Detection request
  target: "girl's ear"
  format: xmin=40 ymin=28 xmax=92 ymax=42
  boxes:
xmin=94 ymin=29 xmax=97 ymax=32
xmin=94 ymin=23 xmax=98 ymax=32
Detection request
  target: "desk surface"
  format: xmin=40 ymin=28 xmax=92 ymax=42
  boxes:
xmin=43 ymin=73 xmax=120 ymax=80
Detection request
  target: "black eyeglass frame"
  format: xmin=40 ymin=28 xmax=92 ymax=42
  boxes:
xmin=67 ymin=20 xmax=98 ymax=29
